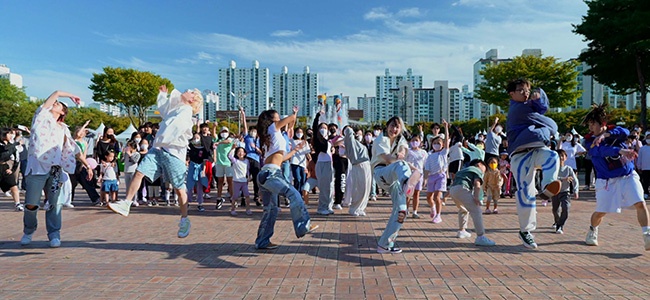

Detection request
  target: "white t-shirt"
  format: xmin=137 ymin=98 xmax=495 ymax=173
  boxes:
xmin=424 ymin=148 xmax=449 ymax=174
xmin=229 ymin=154 xmax=250 ymax=183
xmin=559 ymin=141 xmax=586 ymax=170
xmin=263 ymin=123 xmax=287 ymax=160
xmin=290 ymin=139 xmax=311 ymax=168
xmin=406 ymin=148 xmax=428 ymax=173
xmin=100 ymin=162 xmax=117 ymax=181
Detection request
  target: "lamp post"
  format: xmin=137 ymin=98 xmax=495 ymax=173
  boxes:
xmin=231 ymin=90 xmax=249 ymax=134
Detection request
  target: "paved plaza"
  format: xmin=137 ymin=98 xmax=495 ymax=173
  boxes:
xmin=1 ymin=185 xmax=649 ymax=299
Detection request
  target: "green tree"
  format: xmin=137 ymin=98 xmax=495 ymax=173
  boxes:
xmin=475 ymin=55 xmax=581 ymax=111
xmin=64 ymin=107 xmax=131 ymax=133
xmin=89 ymin=67 xmax=173 ymax=127
xmin=573 ymin=0 xmax=650 ymax=129
xmin=0 ymin=78 xmax=30 ymax=127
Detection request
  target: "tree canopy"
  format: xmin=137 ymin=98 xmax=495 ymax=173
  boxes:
xmin=89 ymin=67 xmax=173 ymax=127
xmin=475 ymin=55 xmax=581 ymax=111
xmin=0 ymin=78 xmax=39 ymax=127
xmin=573 ymin=0 xmax=650 ymax=129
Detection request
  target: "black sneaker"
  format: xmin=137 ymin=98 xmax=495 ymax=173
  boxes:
xmin=216 ymin=198 xmax=223 ymax=210
xmin=519 ymin=231 xmax=538 ymax=249
xmin=284 ymin=199 xmax=290 ymax=208
xmin=255 ymin=198 xmax=262 ymax=207
xmin=197 ymin=205 xmax=205 ymax=212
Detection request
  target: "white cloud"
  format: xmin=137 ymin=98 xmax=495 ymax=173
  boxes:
xmin=271 ymin=30 xmax=303 ymax=37
xmin=396 ymin=7 xmax=424 ymax=18
xmin=364 ymin=7 xmax=391 ymax=20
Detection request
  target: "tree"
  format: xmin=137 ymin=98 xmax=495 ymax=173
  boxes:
xmin=0 ymin=78 xmax=39 ymax=127
xmin=89 ymin=67 xmax=173 ymax=127
xmin=573 ymin=0 xmax=650 ymax=130
xmin=475 ymin=55 xmax=581 ymax=111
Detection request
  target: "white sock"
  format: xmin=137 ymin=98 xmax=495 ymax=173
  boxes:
xmin=413 ymin=210 xmax=418 ymax=215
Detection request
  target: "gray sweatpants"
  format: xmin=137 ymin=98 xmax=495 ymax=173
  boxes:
xmin=316 ymin=160 xmax=334 ymax=212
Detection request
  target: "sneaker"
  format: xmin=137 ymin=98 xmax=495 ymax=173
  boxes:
xmin=519 ymin=231 xmax=538 ymax=249
xmin=585 ymin=227 xmax=598 ymax=246
xmin=216 ymin=198 xmax=224 ymax=210
xmin=15 ymin=203 xmax=24 ymax=212
xmin=475 ymin=235 xmax=496 ymax=246
xmin=370 ymin=196 xmax=377 ymax=202
xmin=49 ymin=238 xmax=61 ymax=248
xmin=43 ymin=202 xmax=52 ymax=211
xmin=644 ymin=232 xmax=650 ymax=251
xmin=411 ymin=213 xmax=421 ymax=219
xmin=457 ymin=230 xmax=472 ymax=239
xmin=430 ymin=207 xmax=436 ymax=218
xmin=484 ymin=209 xmax=492 ymax=215
xmin=108 ymin=199 xmax=133 ymax=216
xmin=230 ymin=210 xmax=237 ymax=216
xmin=539 ymin=180 xmax=561 ymax=200
xmin=259 ymin=242 xmax=279 ymax=250
xmin=316 ymin=210 xmax=332 ymax=215
xmin=63 ymin=203 xmax=74 ymax=208
xmin=351 ymin=211 xmax=360 ymax=216
xmin=377 ymin=246 xmax=402 ymax=254
xmin=147 ymin=201 xmax=153 ymax=207
xmin=246 ymin=209 xmax=252 ymax=215
xmin=552 ymin=223 xmax=557 ymax=230
xmin=492 ymin=209 xmax=498 ymax=214
xmin=203 ymin=193 xmax=211 ymax=199
xmin=173 ymin=201 xmax=179 ymax=207
xmin=432 ymin=214 xmax=442 ymax=224
xmin=20 ymin=233 xmax=32 ymax=245
xmin=284 ymin=199 xmax=290 ymax=208
xmin=166 ymin=200 xmax=171 ymax=207
xmin=334 ymin=204 xmax=343 ymax=210
xmin=131 ymin=200 xmax=139 ymax=207
xmin=197 ymin=205 xmax=205 ymax=212
xmin=556 ymin=227 xmax=564 ymax=234
xmin=307 ymin=224 xmax=319 ymax=234
xmin=93 ymin=201 xmax=104 ymax=207
xmin=358 ymin=211 xmax=366 ymax=216
xmin=541 ymin=200 xmax=548 ymax=207
xmin=178 ymin=217 xmax=191 ymax=238
xmin=404 ymin=170 xmax=421 ymax=197
xmin=254 ymin=198 xmax=262 ymax=207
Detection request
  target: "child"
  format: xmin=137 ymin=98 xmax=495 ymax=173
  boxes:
xmin=483 ymin=156 xmax=503 ymax=214
xmin=552 ymin=149 xmax=578 ymax=234
xmin=228 ymin=146 xmax=252 ymax=216
xmin=108 ymin=85 xmax=203 ymax=239
xmin=449 ymin=159 xmax=496 ymax=246
xmin=98 ymin=150 xmax=119 ymax=205
xmin=123 ymin=139 xmax=141 ymax=206
xmin=302 ymin=159 xmax=318 ymax=206
xmin=581 ymin=104 xmax=650 ymax=250
xmin=187 ymin=133 xmax=210 ymax=212
xmin=423 ymin=120 xmax=450 ymax=223
xmin=405 ymin=134 xmax=428 ymax=218
xmin=498 ymin=152 xmax=512 ymax=197
xmin=506 ymin=78 xmax=561 ymax=249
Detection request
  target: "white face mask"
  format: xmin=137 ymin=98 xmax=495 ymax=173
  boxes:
xmin=495 ymin=126 xmax=502 ymax=134
xmin=646 ymin=139 xmax=650 ymax=144
xmin=134 ymin=138 xmax=142 ymax=144
xmin=432 ymin=144 xmax=442 ymax=151
xmin=365 ymin=135 xmax=372 ymax=143
xmin=192 ymin=138 xmax=201 ymax=146
xmin=565 ymin=135 xmax=573 ymax=141
xmin=296 ymin=133 xmax=303 ymax=139
xmin=356 ymin=135 xmax=362 ymax=141
xmin=373 ymin=130 xmax=381 ymax=136
xmin=320 ymin=129 xmax=328 ymax=137
xmin=221 ymin=133 xmax=228 ymax=139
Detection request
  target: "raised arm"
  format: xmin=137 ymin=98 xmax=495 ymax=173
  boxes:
xmin=490 ymin=117 xmax=500 ymax=132
xmin=276 ymin=106 xmax=298 ymax=130
xmin=442 ymin=119 xmax=450 ymax=148
xmin=240 ymin=107 xmax=249 ymax=134
xmin=43 ymin=90 xmax=81 ymax=110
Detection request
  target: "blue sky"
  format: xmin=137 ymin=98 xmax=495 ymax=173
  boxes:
xmin=1 ymin=0 xmax=588 ymax=108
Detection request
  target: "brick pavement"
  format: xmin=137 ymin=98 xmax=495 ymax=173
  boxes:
xmin=0 ymin=184 xmax=649 ymax=299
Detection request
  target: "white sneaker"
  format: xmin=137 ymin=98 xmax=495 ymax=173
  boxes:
xmin=475 ymin=235 xmax=496 ymax=246
xmin=334 ymin=204 xmax=343 ymax=210
xmin=63 ymin=203 xmax=74 ymax=208
xmin=4 ymin=191 xmax=11 ymax=197
xmin=457 ymin=230 xmax=472 ymax=239
xmin=359 ymin=211 xmax=366 ymax=216
xmin=20 ymin=233 xmax=33 ymax=245
xmin=108 ymin=199 xmax=133 ymax=217
xmin=586 ymin=227 xmax=598 ymax=246
xmin=643 ymin=232 xmax=650 ymax=251
xmin=15 ymin=203 xmax=24 ymax=211
xmin=49 ymin=238 xmax=61 ymax=248
xmin=178 ymin=217 xmax=191 ymax=238
xmin=131 ymin=200 xmax=139 ymax=207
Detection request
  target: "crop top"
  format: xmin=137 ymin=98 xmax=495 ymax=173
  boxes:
xmin=263 ymin=123 xmax=287 ymax=160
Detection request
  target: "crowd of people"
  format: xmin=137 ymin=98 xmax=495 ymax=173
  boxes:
xmin=4 ymin=78 xmax=650 ymax=252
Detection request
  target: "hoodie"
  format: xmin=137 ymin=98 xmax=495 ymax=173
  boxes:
xmin=585 ymin=126 xmax=634 ymax=180
xmin=506 ymin=88 xmax=558 ymax=155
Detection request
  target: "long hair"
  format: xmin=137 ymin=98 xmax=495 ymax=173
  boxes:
xmin=385 ymin=116 xmax=409 ymax=154
xmin=102 ymin=127 xmax=119 ymax=145
xmin=256 ymin=110 xmax=278 ymax=153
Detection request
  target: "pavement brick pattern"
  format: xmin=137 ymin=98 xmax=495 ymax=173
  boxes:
xmin=1 ymin=185 xmax=649 ymax=299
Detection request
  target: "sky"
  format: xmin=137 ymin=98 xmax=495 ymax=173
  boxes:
xmin=0 ymin=0 xmax=589 ymax=108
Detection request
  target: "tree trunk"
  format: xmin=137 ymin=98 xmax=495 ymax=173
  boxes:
xmin=126 ymin=106 xmax=137 ymax=128
xmin=636 ymin=53 xmax=647 ymax=131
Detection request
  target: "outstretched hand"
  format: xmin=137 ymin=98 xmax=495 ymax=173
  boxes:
xmin=292 ymin=106 xmax=299 ymax=114
xmin=159 ymin=85 xmax=168 ymax=93
xmin=70 ymin=95 xmax=82 ymax=105
xmin=619 ymin=148 xmax=638 ymax=161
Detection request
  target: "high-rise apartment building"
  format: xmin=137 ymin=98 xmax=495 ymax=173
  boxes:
xmin=272 ymin=66 xmax=318 ymax=117
xmin=202 ymin=90 xmax=219 ymax=122
xmin=0 ymin=64 xmax=23 ymax=88
xmin=369 ymin=68 xmax=423 ymax=123
xmin=218 ymin=60 xmax=269 ymax=117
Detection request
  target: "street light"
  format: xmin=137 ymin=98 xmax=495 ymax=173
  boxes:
xmin=230 ymin=90 xmax=249 ymax=134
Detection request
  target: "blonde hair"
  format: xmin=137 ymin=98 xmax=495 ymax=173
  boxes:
xmin=188 ymin=88 xmax=203 ymax=115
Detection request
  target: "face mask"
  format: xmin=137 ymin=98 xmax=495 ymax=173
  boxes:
xmin=356 ymin=135 xmax=362 ymax=141
xmin=477 ymin=137 xmax=484 ymax=142
xmin=410 ymin=141 xmax=420 ymax=149
xmin=296 ymin=133 xmax=303 ymax=139
xmin=134 ymin=138 xmax=141 ymax=144
xmin=221 ymin=133 xmax=228 ymax=139
xmin=192 ymin=139 xmax=201 ymax=145
xmin=489 ymin=162 xmax=498 ymax=170
xmin=432 ymin=144 xmax=442 ymax=151
xmin=320 ymin=129 xmax=328 ymax=137
xmin=338 ymin=147 xmax=346 ymax=156
xmin=373 ymin=130 xmax=381 ymax=136
xmin=565 ymin=135 xmax=573 ymax=141
xmin=329 ymin=129 xmax=336 ymax=135
xmin=646 ymin=139 xmax=650 ymax=144
xmin=365 ymin=135 xmax=372 ymax=143
xmin=250 ymin=132 xmax=257 ymax=138
xmin=477 ymin=144 xmax=485 ymax=150
xmin=495 ymin=126 xmax=502 ymax=134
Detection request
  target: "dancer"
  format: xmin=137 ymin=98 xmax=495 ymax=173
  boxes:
xmin=371 ymin=116 xmax=420 ymax=254
xmin=484 ymin=117 xmax=503 ymax=163
xmin=423 ymin=120 xmax=450 ymax=223
xmin=241 ymin=110 xmax=263 ymax=206
xmin=186 ymin=133 xmax=210 ymax=212
xmin=342 ymin=126 xmax=371 ymax=216
xmin=228 ymin=146 xmax=252 ymax=216
xmin=213 ymin=126 xmax=236 ymax=210
xmin=405 ymin=134 xmax=428 ymax=219
xmin=506 ymin=78 xmax=561 ymax=249
xmin=551 ymin=149 xmax=578 ymax=234
xmin=449 ymin=159 xmax=496 ymax=246
xmin=108 ymin=85 xmax=203 ymax=238
xmin=581 ymin=104 xmax=650 ymax=250
xmin=20 ymin=90 xmax=94 ymax=247
xmin=255 ymin=107 xmax=318 ymax=249
xmin=0 ymin=128 xmax=23 ymax=211
xmin=312 ymin=110 xmax=334 ymax=215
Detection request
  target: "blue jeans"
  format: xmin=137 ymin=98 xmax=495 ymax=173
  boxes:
xmin=290 ymin=164 xmax=306 ymax=192
xmin=23 ymin=173 xmax=63 ymax=241
xmin=374 ymin=161 xmax=411 ymax=249
xmin=255 ymin=165 xmax=312 ymax=249
xmin=281 ymin=161 xmax=291 ymax=183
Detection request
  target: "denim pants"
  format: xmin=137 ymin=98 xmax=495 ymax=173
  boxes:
xmin=374 ymin=161 xmax=411 ymax=248
xmin=255 ymin=165 xmax=312 ymax=249
xmin=290 ymin=164 xmax=306 ymax=192
xmin=23 ymin=173 xmax=63 ymax=241
xmin=511 ymin=147 xmax=559 ymax=232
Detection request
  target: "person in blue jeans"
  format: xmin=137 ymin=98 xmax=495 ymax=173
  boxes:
xmin=371 ymin=116 xmax=420 ymax=254
xmin=20 ymin=90 xmax=94 ymax=248
xmin=255 ymin=106 xmax=319 ymax=250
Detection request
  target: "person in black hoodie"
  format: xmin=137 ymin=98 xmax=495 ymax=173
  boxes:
xmin=312 ymin=111 xmax=334 ymax=215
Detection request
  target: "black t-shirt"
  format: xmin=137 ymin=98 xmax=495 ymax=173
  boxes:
xmin=188 ymin=143 xmax=210 ymax=164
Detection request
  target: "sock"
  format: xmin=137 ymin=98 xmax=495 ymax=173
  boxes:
xmin=590 ymin=225 xmax=598 ymax=231
xmin=642 ymin=226 xmax=650 ymax=234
